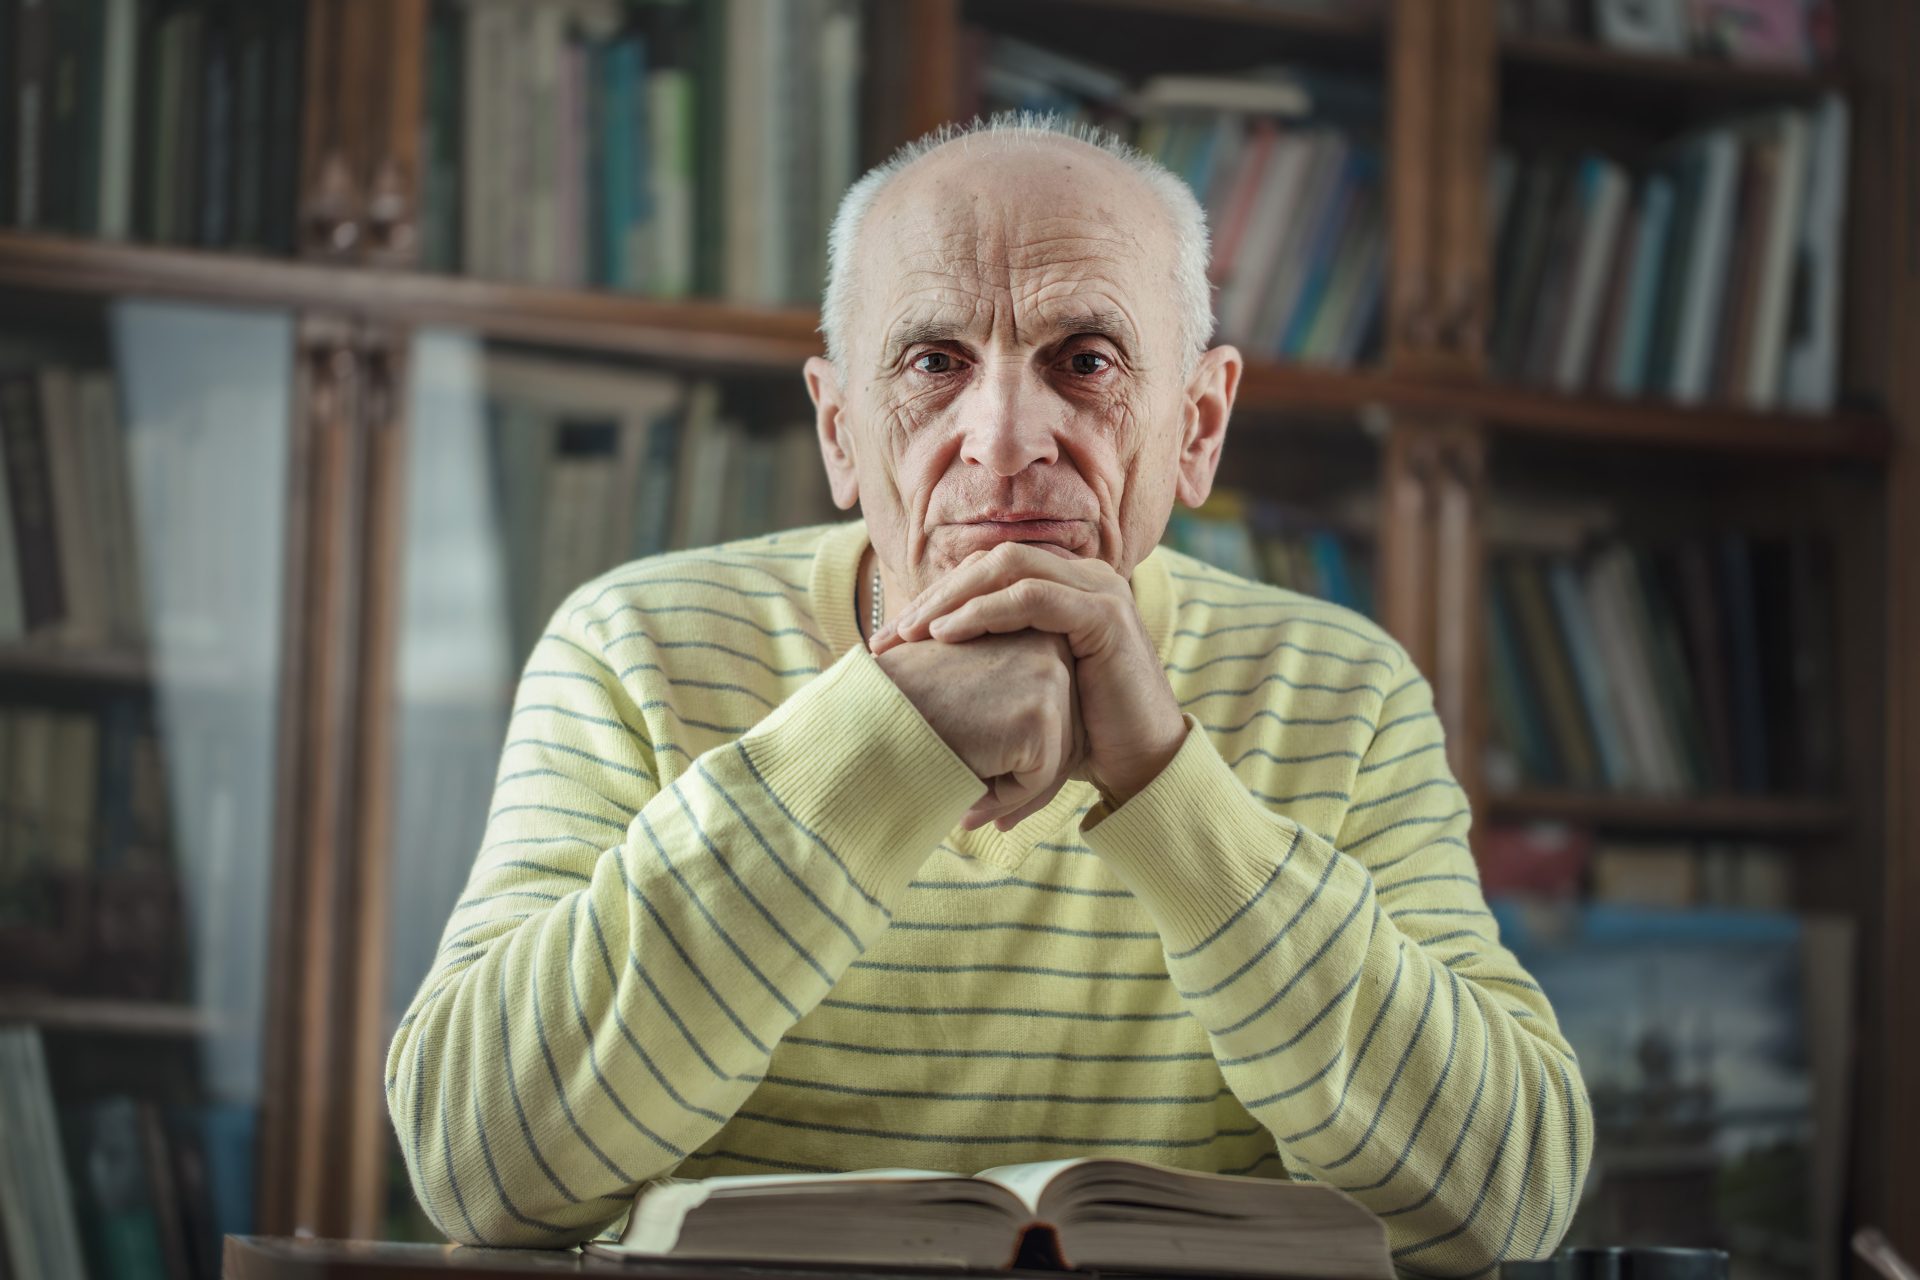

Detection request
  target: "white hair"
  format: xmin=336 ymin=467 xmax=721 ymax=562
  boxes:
xmin=818 ymin=110 xmax=1215 ymax=385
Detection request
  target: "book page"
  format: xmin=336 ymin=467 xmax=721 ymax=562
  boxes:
xmin=617 ymin=1170 xmax=975 ymax=1251
xmin=973 ymin=1158 xmax=1091 ymax=1215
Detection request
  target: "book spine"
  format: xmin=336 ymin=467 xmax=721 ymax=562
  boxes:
xmin=1781 ymin=93 xmax=1847 ymax=412
xmin=0 ymin=371 xmax=64 ymax=630
xmin=96 ymin=0 xmax=137 ymax=238
xmin=1744 ymin=110 xmax=1809 ymax=409
xmin=13 ymin=0 xmax=49 ymax=226
xmin=1610 ymin=174 xmax=1675 ymax=396
xmin=1671 ymin=129 xmax=1740 ymax=403
xmin=1554 ymin=159 xmax=1629 ymax=391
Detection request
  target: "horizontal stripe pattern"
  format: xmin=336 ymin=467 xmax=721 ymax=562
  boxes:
xmin=387 ymin=524 xmax=1589 ymax=1275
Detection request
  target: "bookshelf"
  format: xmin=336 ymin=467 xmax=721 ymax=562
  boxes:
xmin=0 ymin=0 xmax=1915 ymax=1270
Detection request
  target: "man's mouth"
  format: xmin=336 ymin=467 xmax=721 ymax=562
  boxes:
xmin=944 ymin=515 xmax=1092 ymax=553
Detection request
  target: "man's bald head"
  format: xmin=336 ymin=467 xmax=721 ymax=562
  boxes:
xmin=819 ymin=113 xmax=1214 ymax=387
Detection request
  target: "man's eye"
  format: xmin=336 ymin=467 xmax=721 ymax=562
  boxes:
xmin=912 ymin=352 xmax=957 ymax=374
xmin=1067 ymin=352 xmax=1112 ymax=376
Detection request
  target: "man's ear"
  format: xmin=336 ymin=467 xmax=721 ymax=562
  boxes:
xmin=1174 ymin=344 xmax=1241 ymax=508
xmin=804 ymin=355 xmax=860 ymax=510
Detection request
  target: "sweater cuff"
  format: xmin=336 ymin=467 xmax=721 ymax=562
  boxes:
xmin=739 ymin=644 xmax=983 ymax=903
xmin=1084 ymin=714 xmax=1312 ymax=950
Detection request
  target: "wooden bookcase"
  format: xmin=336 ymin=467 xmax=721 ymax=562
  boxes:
xmin=0 ymin=0 xmax=1914 ymax=1264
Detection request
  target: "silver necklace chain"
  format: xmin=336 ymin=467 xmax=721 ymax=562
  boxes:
xmin=870 ymin=567 xmax=883 ymax=637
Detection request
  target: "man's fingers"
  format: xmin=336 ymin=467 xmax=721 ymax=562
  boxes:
xmin=990 ymin=777 xmax=1072 ymax=832
xmin=926 ymin=580 xmax=1114 ymax=657
xmin=879 ymin=544 xmax=1110 ymax=649
xmin=960 ymin=772 xmax=1042 ymax=831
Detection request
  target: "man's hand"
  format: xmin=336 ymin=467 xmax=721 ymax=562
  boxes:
xmin=874 ymin=630 xmax=1084 ymax=831
xmin=870 ymin=544 xmax=1187 ymax=810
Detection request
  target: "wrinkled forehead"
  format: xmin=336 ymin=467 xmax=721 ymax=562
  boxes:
xmin=857 ymin=143 xmax=1177 ymax=364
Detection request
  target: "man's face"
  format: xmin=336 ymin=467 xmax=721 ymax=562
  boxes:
xmin=807 ymin=141 xmax=1235 ymax=597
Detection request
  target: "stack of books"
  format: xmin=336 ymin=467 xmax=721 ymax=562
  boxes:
xmin=1 ymin=0 xmax=306 ymax=250
xmin=1485 ymin=534 xmax=1838 ymax=797
xmin=1489 ymin=97 xmax=1849 ymax=411
xmin=0 ymin=364 xmax=146 ymax=650
xmin=965 ymin=35 xmax=1387 ymax=367
xmin=425 ymin=0 xmax=863 ymax=302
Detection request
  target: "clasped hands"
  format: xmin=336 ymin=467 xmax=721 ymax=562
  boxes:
xmin=868 ymin=543 xmax=1188 ymax=832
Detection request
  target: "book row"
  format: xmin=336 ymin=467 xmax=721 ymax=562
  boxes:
xmin=1478 ymin=823 xmax=1797 ymax=910
xmin=1485 ymin=536 xmax=1838 ymax=798
xmin=1489 ymin=98 xmax=1849 ymax=412
xmin=0 ymin=699 xmax=184 ymax=1003
xmin=0 ymin=1026 xmax=251 ymax=1280
xmin=462 ymin=353 xmax=837 ymax=666
xmin=1 ymin=0 xmax=305 ymax=251
xmin=1160 ymin=490 xmax=1376 ymax=618
xmin=0 ymin=363 xmax=146 ymax=649
xmin=425 ymin=0 xmax=862 ymax=303
xmin=967 ymin=34 xmax=1387 ymax=367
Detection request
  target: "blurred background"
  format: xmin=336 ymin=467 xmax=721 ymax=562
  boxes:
xmin=0 ymin=0 xmax=1915 ymax=1276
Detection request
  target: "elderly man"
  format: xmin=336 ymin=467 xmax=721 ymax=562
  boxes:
xmin=387 ymin=114 xmax=1590 ymax=1273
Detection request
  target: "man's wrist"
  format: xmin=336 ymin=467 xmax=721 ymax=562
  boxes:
xmin=1091 ymin=723 xmax=1189 ymax=810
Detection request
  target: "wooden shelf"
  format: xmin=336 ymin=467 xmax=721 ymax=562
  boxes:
xmin=965 ymin=0 xmax=1383 ymax=71
xmin=0 ymin=231 xmax=1892 ymax=462
xmin=0 ymin=644 xmax=149 ymax=685
xmin=1487 ymin=789 xmax=1850 ymax=836
xmin=1501 ymin=36 xmax=1840 ymax=103
xmin=0 ymin=230 xmax=823 ymax=373
xmin=0 ymin=993 xmax=216 ymax=1037
xmin=1231 ymin=367 xmax=1891 ymax=461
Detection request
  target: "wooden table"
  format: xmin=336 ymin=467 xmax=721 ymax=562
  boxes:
xmin=222 ymin=1237 xmax=1133 ymax=1280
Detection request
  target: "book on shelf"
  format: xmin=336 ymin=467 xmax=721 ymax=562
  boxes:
xmin=0 ymin=1026 xmax=88 ymax=1280
xmin=967 ymin=34 xmax=1386 ymax=369
xmin=589 ymin=1157 xmax=1392 ymax=1279
xmin=1490 ymin=95 xmax=1848 ymax=411
xmin=0 ymin=362 xmax=146 ymax=651
xmin=1482 ymin=528 xmax=1838 ymax=799
xmin=2 ymin=0 xmax=302 ymax=249
xmin=435 ymin=0 xmax=860 ymax=303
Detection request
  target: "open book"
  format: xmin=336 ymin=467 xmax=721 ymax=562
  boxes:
xmin=587 ymin=1157 xmax=1393 ymax=1278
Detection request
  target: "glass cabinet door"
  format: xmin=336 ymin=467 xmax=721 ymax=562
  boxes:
xmin=376 ymin=328 xmax=834 ymax=1238
xmin=0 ymin=292 xmax=298 ymax=1279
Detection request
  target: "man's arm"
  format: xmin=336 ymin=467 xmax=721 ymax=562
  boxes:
xmin=1083 ymin=661 xmax=1592 ymax=1277
xmin=384 ymin=589 xmax=982 ymax=1247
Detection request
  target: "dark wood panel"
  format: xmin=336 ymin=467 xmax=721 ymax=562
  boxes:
xmin=1486 ymin=789 xmax=1851 ymax=835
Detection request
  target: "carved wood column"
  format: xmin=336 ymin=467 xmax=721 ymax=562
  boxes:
xmin=1377 ymin=418 xmax=1488 ymax=807
xmin=258 ymin=318 xmax=408 ymax=1239
xmin=1388 ymin=0 xmax=1497 ymax=379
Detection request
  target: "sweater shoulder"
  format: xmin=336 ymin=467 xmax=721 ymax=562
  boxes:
xmin=538 ymin=525 xmax=842 ymax=689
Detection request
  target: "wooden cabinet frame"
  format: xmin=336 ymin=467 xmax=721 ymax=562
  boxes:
xmin=0 ymin=0 xmax=1910 ymax=1259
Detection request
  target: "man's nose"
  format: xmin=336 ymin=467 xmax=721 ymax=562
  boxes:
xmin=956 ymin=360 xmax=1060 ymax=477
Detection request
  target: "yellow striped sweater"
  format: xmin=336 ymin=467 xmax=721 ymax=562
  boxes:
xmin=386 ymin=519 xmax=1591 ymax=1274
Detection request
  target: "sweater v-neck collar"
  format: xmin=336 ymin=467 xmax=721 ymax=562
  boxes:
xmin=807 ymin=519 xmax=1175 ymax=870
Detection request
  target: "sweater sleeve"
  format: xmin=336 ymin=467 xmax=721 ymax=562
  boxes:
xmin=384 ymin=612 xmax=983 ymax=1247
xmin=1083 ymin=659 xmax=1592 ymax=1277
